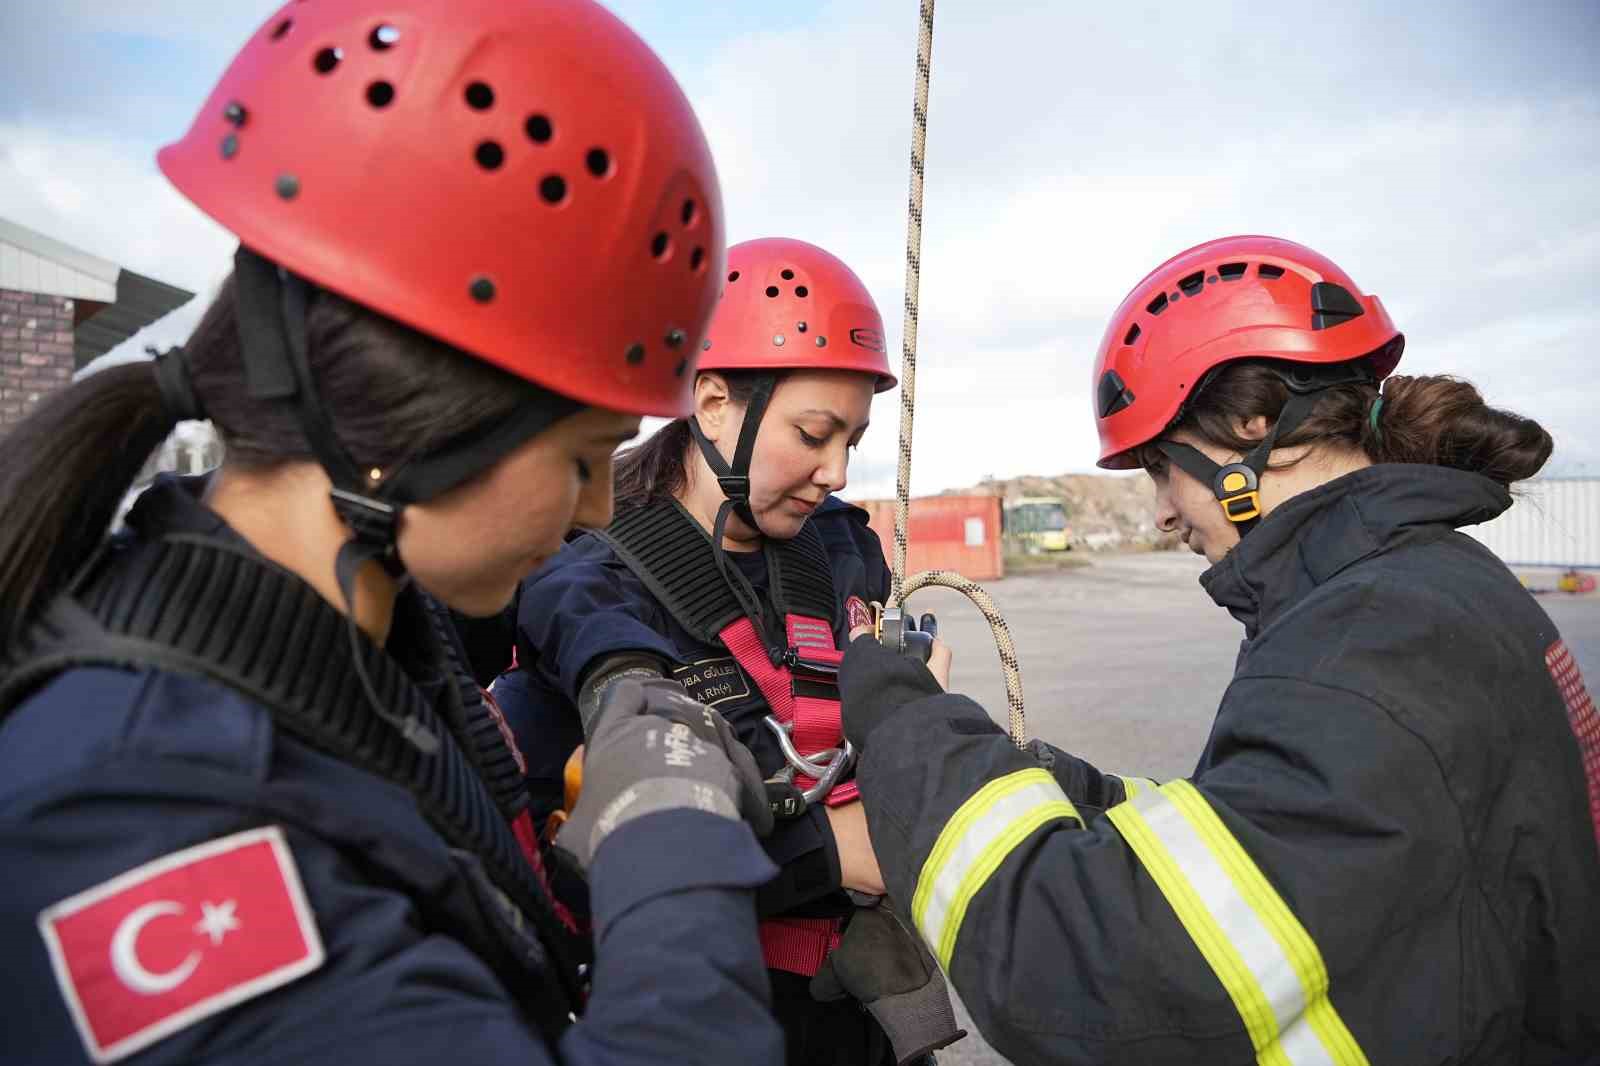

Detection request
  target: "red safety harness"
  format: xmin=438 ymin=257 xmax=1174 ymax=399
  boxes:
xmin=601 ymin=499 xmax=859 ymax=975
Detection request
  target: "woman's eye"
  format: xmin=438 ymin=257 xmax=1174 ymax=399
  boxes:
xmin=576 ymin=458 xmax=592 ymax=483
xmin=798 ymin=429 xmax=824 ymax=448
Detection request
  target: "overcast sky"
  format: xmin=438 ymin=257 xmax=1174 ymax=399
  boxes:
xmin=2 ymin=1 xmax=1596 ymax=497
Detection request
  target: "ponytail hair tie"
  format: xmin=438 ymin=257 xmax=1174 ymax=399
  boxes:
xmin=1368 ymin=394 xmax=1385 ymax=442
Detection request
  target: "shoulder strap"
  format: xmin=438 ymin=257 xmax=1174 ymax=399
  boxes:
xmin=0 ymin=534 xmax=584 ymax=1041
xmin=765 ymin=518 xmax=835 ymax=624
xmin=599 ymin=499 xmax=745 ymax=645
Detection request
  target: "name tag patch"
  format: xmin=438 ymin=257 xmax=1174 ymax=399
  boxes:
xmin=673 ymin=656 xmax=753 ymax=708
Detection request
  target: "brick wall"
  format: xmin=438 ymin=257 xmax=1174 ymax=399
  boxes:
xmin=0 ymin=287 xmax=76 ymax=434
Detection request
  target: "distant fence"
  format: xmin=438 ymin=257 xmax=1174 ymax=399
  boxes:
xmin=1463 ymin=477 xmax=1600 ymax=568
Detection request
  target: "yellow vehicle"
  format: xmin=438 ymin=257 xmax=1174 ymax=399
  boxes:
xmin=1005 ymin=496 xmax=1071 ymax=552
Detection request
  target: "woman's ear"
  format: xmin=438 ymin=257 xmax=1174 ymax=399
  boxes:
xmin=693 ymin=372 xmax=730 ymax=441
xmin=1238 ymin=414 xmax=1270 ymax=442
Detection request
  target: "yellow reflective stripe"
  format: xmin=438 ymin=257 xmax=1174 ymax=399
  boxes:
xmin=1107 ymin=781 xmax=1369 ymax=1066
xmin=1117 ymin=775 xmax=1160 ymax=799
xmin=913 ymin=769 xmax=1080 ymax=970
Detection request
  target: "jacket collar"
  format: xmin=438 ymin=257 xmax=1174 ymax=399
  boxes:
xmin=1199 ymin=464 xmax=1511 ymax=636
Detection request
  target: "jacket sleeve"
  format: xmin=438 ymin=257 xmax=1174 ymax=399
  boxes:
xmin=516 ymin=541 xmax=681 ymax=703
xmin=842 ymin=637 xmax=1453 ymax=1065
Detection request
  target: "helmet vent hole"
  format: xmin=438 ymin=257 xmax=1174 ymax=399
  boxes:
xmin=681 ymin=199 xmax=697 ymax=225
xmin=665 ymin=329 xmax=686 ymax=349
xmin=366 ymin=81 xmax=396 ymax=108
xmin=525 ymin=114 xmax=553 ymax=143
xmin=780 ymin=269 xmax=795 ymax=280
xmin=271 ymin=19 xmax=293 ymax=41
xmin=1177 ymin=271 xmax=1205 ymax=297
xmin=651 ymin=232 xmax=671 ymax=259
xmin=585 ymin=148 xmax=611 ymax=177
xmin=1123 ymin=323 xmax=1141 ymax=345
xmin=475 ymin=141 xmax=505 ymax=170
xmin=539 ymin=174 xmax=567 ymax=204
xmin=369 ymin=24 xmax=400 ymax=50
xmin=1258 ymin=264 xmax=1285 ymax=279
xmin=626 ymin=343 xmax=646 ymax=365
xmin=465 ymin=82 xmax=495 ymax=110
xmin=690 ymin=247 xmax=706 ymax=271
xmin=728 ymin=270 xmax=741 ymax=282
xmin=313 ymin=47 xmax=343 ymax=74
xmin=796 ymin=321 xmax=808 ymax=333
xmin=794 ymin=285 xmax=809 ymax=298
xmin=1146 ymin=292 xmax=1168 ymax=316
xmin=1218 ymin=262 xmax=1248 ymax=280
xmin=765 ymin=286 xmax=780 ymax=298
xmin=469 ymin=277 xmax=496 ymax=303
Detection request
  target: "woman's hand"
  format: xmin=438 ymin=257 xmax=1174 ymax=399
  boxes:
xmin=848 ymin=626 xmax=952 ymax=691
xmin=825 ymin=800 xmax=886 ymax=897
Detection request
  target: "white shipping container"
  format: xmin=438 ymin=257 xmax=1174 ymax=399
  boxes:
xmin=1463 ymin=477 xmax=1600 ymax=568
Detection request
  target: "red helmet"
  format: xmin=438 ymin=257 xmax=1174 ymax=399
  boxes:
xmin=700 ymin=238 xmax=895 ymax=391
xmin=1093 ymin=235 xmax=1402 ymax=469
xmin=158 ymin=0 xmax=722 ymax=418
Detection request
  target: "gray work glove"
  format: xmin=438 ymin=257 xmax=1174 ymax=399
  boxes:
xmin=811 ymin=898 xmax=968 ymax=1065
xmin=554 ymin=678 xmax=774 ymax=872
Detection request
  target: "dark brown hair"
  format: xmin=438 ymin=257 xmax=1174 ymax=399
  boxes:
xmin=1153 ymin=360 xmax=1552 ymax=486
xmin=612 ymin=369 xmax=780 ymax=511
xmin=0 ymin=273 xmax=546 ymax=651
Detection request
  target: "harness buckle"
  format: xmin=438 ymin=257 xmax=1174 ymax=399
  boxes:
xmin=717 ymin=475 xmax=751 ymax=500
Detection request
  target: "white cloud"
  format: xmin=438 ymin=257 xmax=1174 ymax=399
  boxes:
xmin=4 ymin=0 xmax=1596 ymax=495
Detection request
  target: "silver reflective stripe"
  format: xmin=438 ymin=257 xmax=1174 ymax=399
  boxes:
xmin=1106 ymin=781 xmax=1368 ymax=1066
xmin=912 ymin=769 xmax=1080 ymax=969
xmin=1117 ymin=774 xmax=1160 ymax=799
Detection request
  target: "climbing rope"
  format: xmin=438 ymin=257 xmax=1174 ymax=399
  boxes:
xmin=886 ymin=0 xmax=1027 ymax=748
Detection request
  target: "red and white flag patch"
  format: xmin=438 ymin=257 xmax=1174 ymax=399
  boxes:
xmin=1546 ymin=639 xmax=1600 ymax=852
xmin=36 ymin=825 xmax=325 ymax=1064
xmin=845 ymin=595 xmax=874 ymax=632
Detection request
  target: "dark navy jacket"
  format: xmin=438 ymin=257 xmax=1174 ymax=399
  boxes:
xmin=0 ymin=480 xmax=782 ymax=1066
xmin=498 ymin=496 xmax=890 ymax=916
xmin=843 ymin=465 xmax=1600 ymax=1065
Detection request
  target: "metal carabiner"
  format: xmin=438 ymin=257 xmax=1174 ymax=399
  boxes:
xmin=762 ymin=716 xmax=857 ymax=805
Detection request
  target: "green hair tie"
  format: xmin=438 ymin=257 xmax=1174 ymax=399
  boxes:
xmin=1368 ymin=395 xmax=1385 ymax=441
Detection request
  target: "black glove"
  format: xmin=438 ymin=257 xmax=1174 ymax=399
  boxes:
xmin=811 ymin=899 xmax=967 ymax=1065
xmin=554 ymin=679 xmax=773 ymax=871
xmin=840 ymin=632 xmax=945 ymax=751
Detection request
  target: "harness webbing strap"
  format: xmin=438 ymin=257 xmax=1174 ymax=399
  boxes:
xmin=603 ymin=500 xmax=858 ymax=976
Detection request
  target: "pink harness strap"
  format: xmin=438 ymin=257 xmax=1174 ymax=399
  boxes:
xmin=719 ymin=614 xmax=857 ymax=975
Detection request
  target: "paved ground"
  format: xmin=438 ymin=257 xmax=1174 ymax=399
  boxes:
xmin=898 ymin=553 xmax=1600 ymax=1065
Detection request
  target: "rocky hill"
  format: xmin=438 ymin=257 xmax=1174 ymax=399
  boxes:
xmin=959 ymin=472 xmax=1179 ymax=551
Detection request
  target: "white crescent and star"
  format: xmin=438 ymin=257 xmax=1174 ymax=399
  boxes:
xmin=108 ymin=899 xmax=241 ymax=996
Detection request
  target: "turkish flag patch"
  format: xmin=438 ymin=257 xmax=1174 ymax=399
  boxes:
xmin=36 ymin=826 xmax=325 ymax=1064
xmin=1546 ymin=639 xmax=1600 ymax=852
xmin=845 ymin=595 xmax=873 ymax=632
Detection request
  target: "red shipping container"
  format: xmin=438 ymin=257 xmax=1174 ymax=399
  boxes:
xmin=853 ymin=495 xmax=1004 ymax=583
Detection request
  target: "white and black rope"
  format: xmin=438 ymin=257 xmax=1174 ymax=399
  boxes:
xmin=887 ymin=0 xmax=1027 ymax=748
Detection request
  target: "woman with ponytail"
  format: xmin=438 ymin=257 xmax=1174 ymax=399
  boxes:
xmin=836 ymin=237 xmax=1600 ymax=1065
xmin=0 ymin=3 xmax=784 ymax=1065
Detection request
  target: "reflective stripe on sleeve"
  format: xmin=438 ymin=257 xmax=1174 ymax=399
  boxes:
xmin=1105 ymin=780 xmax=1368 ymax=1066
xmin=1117 ymin=774 xmax=1160 ymax=799
xmin=912 ymin=768 xmax=1080 ymax=969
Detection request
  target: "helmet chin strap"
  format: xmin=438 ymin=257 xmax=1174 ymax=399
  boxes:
xmin=1153 ymin=360 xmax=1376 ymax=539
xmin=232 ymin=246 xmax=583 ymax=751
xmin=685 ymin=374 xmax=790 ymax=665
